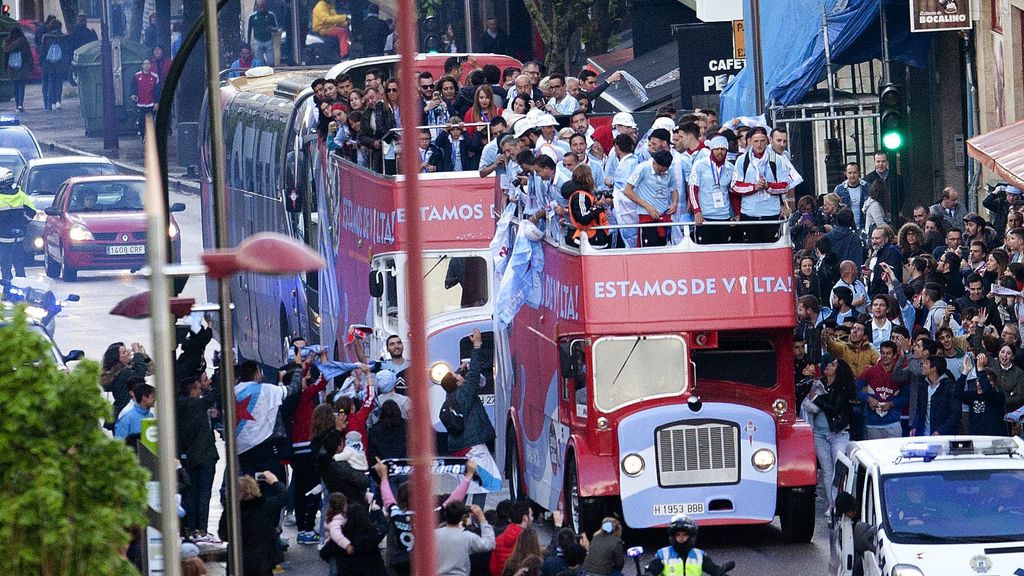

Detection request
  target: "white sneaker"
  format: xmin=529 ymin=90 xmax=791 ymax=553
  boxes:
xmin=283 ymin=513 xmax=296 ymax=527
xmin=54 ymin=102 xmax=61 ymax=109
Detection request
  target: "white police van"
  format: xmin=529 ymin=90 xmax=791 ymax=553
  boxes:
xmin=832 ymin=436 xmax=1024 ymax=576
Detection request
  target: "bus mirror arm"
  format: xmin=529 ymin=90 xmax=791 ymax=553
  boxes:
xmin=369 ymin=270 xmax=384 ymax=298
xmin=559 ymin=342 xmax=576 ymax=380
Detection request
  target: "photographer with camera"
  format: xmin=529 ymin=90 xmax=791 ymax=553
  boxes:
xmin=565 ymin=164 xmax=610 ymax=248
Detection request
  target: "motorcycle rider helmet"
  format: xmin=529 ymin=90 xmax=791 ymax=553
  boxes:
xmin=667 ymin=514 xmax=698 ymax=542
xmin=0 ymin=167 xmax=14 ymax=194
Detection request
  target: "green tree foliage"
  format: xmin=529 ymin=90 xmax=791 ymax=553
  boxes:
xmin=523 ymin=0 xmax=630 ymax=74
xmin=0 ymin=309 xmax=149 ymax=576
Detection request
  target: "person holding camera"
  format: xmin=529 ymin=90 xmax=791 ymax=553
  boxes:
xmin=219 ymin=472 xmax=287 ymax=576
xmin=436 ymin=501 xmax=495 ymax=576
xmin=566 ymin=164 xmax=610 ymax=248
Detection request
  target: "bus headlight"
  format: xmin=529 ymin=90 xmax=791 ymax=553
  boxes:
xmin=621 ymin=453 xmax=645 ymax=477
xmin=33 ymin=236 xmax=44 ymax=249
xmin=891 ymin=566 xmax=924 ymax=576
xmin=429 ymin=361 xmax=450 ymax=384
xmin=751 ymin=448 xmax=776 ymax=472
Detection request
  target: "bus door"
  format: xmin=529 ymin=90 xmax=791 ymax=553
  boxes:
xmin=559 ymin=339 xmax=589 ymax=430
xmin=369 ymin=255 xmax=401 ymax=354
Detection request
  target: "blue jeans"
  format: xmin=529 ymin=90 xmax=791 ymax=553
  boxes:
xmin=12 ymin=79 xmax=25 ymax=108
xmin=813 ymin=429 xmax=850 ymax=507
xmin=41 ymin=66 xmax=63 ymax=108
xmin=182 ymin=460 xmax=217 ymax=533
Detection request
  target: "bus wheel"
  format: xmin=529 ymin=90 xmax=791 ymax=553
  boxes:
xmin=565 ymin=456 xmax=603 ymax=536
xmin=506 ymin=427 xmax=525 ymax=501
xmin=779 ymin=486 xmax=816 ymax=543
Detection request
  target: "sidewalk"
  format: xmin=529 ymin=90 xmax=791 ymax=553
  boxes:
xmin=6 ymin=81 xmax=200 ymax=195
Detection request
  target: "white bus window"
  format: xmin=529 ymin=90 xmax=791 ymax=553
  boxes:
xmin=422 ymin=255 xmax=488 ymax=318
xmin=593 ymin=336 xmax=687 ymax=413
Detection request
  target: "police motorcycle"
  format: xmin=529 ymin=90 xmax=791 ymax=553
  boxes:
xmin=638 ymin=515 xmax=736 ymax=576
xmin=1 ymin=277 xmax=80 ymax=335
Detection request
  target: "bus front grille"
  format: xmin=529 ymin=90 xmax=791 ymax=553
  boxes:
xmin=656 ymin=422 xmax=740 ymax=486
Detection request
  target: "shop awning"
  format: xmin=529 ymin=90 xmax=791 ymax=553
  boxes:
xmin=967 ymin=120 xmax=1024 ymax=189
xmin=720 ymin=0 xmax=932 ymax=119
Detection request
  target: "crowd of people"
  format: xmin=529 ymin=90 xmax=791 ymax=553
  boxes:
xmin=101 ymin=315 xmax=665 ymax=575
xmin=793 ymin=175 xmax=1024 ymax=506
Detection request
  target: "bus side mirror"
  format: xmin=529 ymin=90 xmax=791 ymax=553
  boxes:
xmin=559 ymin=342 xmax=576 ymax=379
xmin=369 ymin=270 xmax=384 ymax=298
xmin=285 ymin=188 xmax=305 ymax=213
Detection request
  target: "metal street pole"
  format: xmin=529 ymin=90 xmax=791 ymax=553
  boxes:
xmin=396 ymin=1 xmax=439 ymax=575
xmin=291 ymin=0 xmax=302 ymax=65
xmin=100 ymin=0 xmax=118 ymax=151
xmin=143 ymin=118 xmax=180 ymax=576
xmin=202 ymin=0 xmax=244 ymax=572
xmin=750 ymin=0 xmax=765 ymax=115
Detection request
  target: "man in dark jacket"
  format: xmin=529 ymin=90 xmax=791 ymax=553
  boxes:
xmin=434 ymin=121 xmax=482 ymax=172
xmin=361 ymin=4 xmax=390 ymax=57
xmin=982 ymin=184 xmax=1023 ymax=235
xmin=824 ymin=209 xmax=865 ymax=267
xmin=177 ymin=372 xmax=220 ymax=540
xmin=867 ymin=225 xmax=903 ymax=296
xmin=912 ymin=355 xmax=962 ymax=436
xmin=476 ymin=17 xmax=510 ymax=55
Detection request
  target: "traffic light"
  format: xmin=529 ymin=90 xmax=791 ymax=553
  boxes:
xmin=878 ymin=83 xmax=906 ymax=151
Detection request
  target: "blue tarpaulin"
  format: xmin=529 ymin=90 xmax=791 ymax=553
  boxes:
xmin=720 ymin=0 xmax=933 ymax=119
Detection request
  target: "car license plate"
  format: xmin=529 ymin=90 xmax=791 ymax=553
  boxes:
xmin=653 ymin=503 xmax=705 ymax=516
xmin=106 ymin=245 xmax=145 ymax=255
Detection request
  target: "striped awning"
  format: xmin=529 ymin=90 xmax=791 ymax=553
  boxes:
xmin=967 ymin=119 xmax=1024 ymax=189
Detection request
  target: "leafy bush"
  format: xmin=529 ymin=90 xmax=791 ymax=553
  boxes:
xmin=0 ymin=308 xmax=149 ymax=575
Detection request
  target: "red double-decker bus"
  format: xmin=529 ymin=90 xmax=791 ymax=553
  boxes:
xmin=496 ymin=223 xmax=817 ymax=540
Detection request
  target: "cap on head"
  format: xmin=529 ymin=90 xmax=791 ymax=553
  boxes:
xmin=1006 ymin=185 xmax=1022 ymax=196
xmin=536 ymin=113 xmax=559 ymax=127
xmin=652 ymin=117 xmax=676 ymax=132
xmin=963 ymin=212 xmax=986 ymax=227
xmin=512 ymin=118 xmax=535 ymax=139
xmin=0 ymin=167 xmax=14 ymax=191
xmin=708 ymin=135 xmax=729 ymax=150
xmin=611 ymin=112 xmax=637 ymax=128
xmin=376 ymin=369 xmax=397 ymax=393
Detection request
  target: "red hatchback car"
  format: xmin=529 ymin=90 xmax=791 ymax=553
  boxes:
xmin=42 ymin=175 xmax=183 ymax=281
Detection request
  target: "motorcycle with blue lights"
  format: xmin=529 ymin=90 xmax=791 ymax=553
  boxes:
xmin=1 ymin=278 xmax=79 ymax=335
xmin=638 ymin=514 xmax=736 ymax=576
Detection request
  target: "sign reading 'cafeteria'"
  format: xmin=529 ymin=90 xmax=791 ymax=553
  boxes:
xmin=910 ymin=0 xmax=973 ymax=32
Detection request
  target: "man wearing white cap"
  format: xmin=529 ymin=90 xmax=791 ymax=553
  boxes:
xmin=600 ymin=112 xmax=638 ymax=192
xmin=688 ymin=136 xmax=735 ymax=244
xmin=610 ymin=133 xmax=640 ymax=247
xmin=533 ymin=113 xmax=568 ymax=160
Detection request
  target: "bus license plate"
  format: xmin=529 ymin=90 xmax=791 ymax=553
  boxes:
xmin=107 ymin=245 xmax=145 ymax=255
xmin=653 ymin=503 xmax=705 ymax=516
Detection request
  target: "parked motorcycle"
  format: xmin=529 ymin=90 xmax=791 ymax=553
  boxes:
xmin=0 ymin=278 xmax=79 ymax=336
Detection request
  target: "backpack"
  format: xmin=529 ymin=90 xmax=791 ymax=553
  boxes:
xmin=7 ymin=51 xmax=22 ymax=70
xmin=439 ymin=393 xmax=466 ymax=435
xmin=45 ymin=42 xmax=62 ymax=64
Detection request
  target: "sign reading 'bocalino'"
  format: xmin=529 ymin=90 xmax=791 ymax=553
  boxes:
xmin=910 ymin=0 xmax=973 ymax=32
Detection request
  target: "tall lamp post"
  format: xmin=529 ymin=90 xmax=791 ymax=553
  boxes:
xmin=115 ymin=121 xmax=325 ymax=576
xmin=100 ymin=0 xmax=118 ymax=151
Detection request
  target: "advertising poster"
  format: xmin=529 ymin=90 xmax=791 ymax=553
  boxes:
xmin=910 ymin=0 xmax=973 ymax=32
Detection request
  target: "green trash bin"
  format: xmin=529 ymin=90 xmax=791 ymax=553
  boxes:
xmin=72 ymin=38 xmax=149 ymax=136
xmin=0 ymin=16 xmax=22 ymax=102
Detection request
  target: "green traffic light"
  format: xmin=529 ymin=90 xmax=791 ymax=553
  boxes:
xmin=882 ymin=130 xmax=903 ymax=151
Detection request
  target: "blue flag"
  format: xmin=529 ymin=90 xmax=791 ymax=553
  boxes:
xmin=495 ymin=221 xmax=544 ymax=330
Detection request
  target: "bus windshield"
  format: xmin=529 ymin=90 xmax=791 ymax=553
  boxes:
xmin=882 ymin=470 xmax=1024 ymax=544
xmin=592 ymin=335 xmax=687 ymax=412
xmin=422 ymin=255 xmax=489 ymax=318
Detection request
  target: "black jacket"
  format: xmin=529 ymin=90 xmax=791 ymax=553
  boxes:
xmin=913 ymin=375 xmax=961 ymax=436
xmin=824 ymin=226 xmax=865 ymax=267
xmin=446 ymin=346 xmax=496 ymax=452
xmin=176 ymin=394 xmax=219 ymax=468
xmin=362 ymin=14 xmax=391 ymax=57
xmin=367 ymin=418 xmax=407 ymax=463
xmin=359 ymin=101 xmax=398 ymax=172
xmin=812 ymin=379 xmax=853 ymax=433
xmin=219 ymin=481 xmax=287 ymax=573
xmin=102 ymin=353 xmax=151 ymax=420
xmin=336 ymin=508 xmax=388 ymax=576
xmin=477 ymin=29 xmax=510 ymax=55
xmin=868 ymin=242 xmax=904 ymax=296
xmin=433 ymin=131 xmax=482 ymax=172
xmin=321 ymin=457 xmax=369 ymax=504
xmin=953 ymin=372 xmax=1006 ymax=436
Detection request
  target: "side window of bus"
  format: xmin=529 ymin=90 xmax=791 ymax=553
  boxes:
xmin=692 ymin=336 xmax=778 ymax=388
xmin=832 ymin=460 xmax=849 ymax=502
